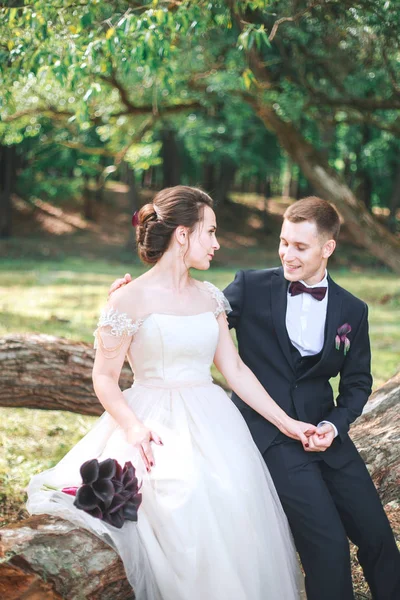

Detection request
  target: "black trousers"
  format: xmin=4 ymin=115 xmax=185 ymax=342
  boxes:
xmin=263 ymin=440 xmax=400 ymax=600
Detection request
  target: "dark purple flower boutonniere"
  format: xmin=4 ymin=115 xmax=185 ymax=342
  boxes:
xmin=335 ymin=323 xmax=352 ymax=356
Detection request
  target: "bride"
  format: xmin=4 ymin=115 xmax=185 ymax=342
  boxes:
xmin=27 ymin=185 xmax=312 ymax=599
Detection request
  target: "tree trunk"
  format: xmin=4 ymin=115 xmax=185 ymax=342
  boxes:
xmin=281 ymin=157 xmax=293 ymax=198
xmin=161 ymin=127 xmax=181 ymax=188
xmin=230 ymin=22 xmax=400 ymax=273
xmin=0 ymin=515 xmax=134 ymax=600
xmin=203 ymin=162 xmax=216 ymax=192
xmin=0 ymin=334 xmax=133 ymax=416
xmin=83 ymin=175 xmax=95 ymax=222
xmin=350 ymin=371 xmax=400 ymax=505
xmin=356 ymin=125 xmax=373 ymax=212
xmin=121 ymin=162 xmax=140 ymax=247
xmin=389 ymin=164 xmax=400 ymax=232
xmin=253 ymin=101 xmax=400 ymax=272
xmin=214 ymin=158 xmax=237 ymax=205
xmin=0 ymin=144 xmax=17 ymax=238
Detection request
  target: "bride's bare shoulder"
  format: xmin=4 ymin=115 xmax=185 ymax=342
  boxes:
xmin=107 ymin=275 xmax=149 ymax=315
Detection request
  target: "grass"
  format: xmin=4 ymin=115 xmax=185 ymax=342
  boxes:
xmin=0 ymin=258 xmax=399 ymax=528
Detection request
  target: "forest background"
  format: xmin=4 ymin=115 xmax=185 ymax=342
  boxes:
xmin=0 ymin=2 xmax=399 ymax=597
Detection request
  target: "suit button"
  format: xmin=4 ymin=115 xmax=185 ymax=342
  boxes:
xmin=295 ymin=385 xmax=298 ymax=389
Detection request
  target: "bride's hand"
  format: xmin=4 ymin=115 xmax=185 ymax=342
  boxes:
xmin=108 ymin=273 xmax=132 ymax=298
xmin=124 ymin=422 xmax=163 ymax=472
xmin=279 ymin=418 xmax=317 ymax=450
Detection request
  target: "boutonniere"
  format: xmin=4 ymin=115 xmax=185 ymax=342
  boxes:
xmin=335 ymin=323 xmax=352 ymax=356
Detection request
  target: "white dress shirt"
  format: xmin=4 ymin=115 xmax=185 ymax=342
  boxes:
xmin=286 ymin=270 xmax=338 ymax=437
xmin=286 ymin=270 xmax=328 ymax=356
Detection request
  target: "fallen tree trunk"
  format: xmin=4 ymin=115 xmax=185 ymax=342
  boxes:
xmin=0 ymin=334 xmax=398 ymax=598
xmin=0 ymin=335 xmax=398 ymax=497
xmin=0 ymin=334 xmax=133 ymax=416
xmin=350 ymin=371 xmax=400 ymax=505
xmin=0 ymin=515 xmax=134 ymax=600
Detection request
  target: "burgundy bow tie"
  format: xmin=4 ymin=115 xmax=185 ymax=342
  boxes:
xmin=289 ymin=281 xmax=327 ymax=301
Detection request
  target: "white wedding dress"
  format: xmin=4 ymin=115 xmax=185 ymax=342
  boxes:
xmin=27 ymin=282 xmax=303 ymax=600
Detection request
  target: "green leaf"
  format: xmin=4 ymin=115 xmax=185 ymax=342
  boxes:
xmin=81 ymin=13 xmax=92 ymax=28
xmin=105 ymin=28 xmax=115 ymax=40
xmin=9 ymin=8 xmax=18 ymax=27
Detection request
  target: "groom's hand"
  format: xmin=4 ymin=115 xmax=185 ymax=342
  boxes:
xmin=108 ymin=273 xmax=132 ymax=297
xmin=306 ymin=423 xmax=335 ymax=452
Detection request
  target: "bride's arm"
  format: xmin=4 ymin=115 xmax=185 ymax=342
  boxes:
xmin=92 ymin=339 xmax=140 ymax=430
xmin=213 ymin=314 xmax=316 ymax=448
xmin=92 ymin=325 xmax=162 ymax=471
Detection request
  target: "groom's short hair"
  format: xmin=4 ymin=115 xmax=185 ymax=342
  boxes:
xmin=283 ymin=196 xmax=341 ymax=241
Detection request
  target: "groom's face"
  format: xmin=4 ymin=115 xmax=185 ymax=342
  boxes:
xmin=279 ymin=219 xmax=334 ymax=285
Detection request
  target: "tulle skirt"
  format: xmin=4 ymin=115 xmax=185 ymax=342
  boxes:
xmin=27 ymin=381 xmax=304 ymax=599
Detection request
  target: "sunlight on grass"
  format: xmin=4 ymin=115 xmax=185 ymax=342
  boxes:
xmin=0 ymin=258 xmax=399 ymax=524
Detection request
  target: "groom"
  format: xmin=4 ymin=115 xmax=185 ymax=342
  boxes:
xmin=223 ymin=196 xmax=400 ymax=600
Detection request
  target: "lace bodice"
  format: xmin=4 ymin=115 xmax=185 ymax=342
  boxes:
xmin=93 ymin=282 xmax=231 ymax=385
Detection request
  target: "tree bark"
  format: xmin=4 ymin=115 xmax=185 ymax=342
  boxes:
xmin=253 ymin=101 xmax=400 ymax=272
xmin=356 ymin=125 xmax=373 ymax=212
xmin=83 ymin=175 xmax=96 ymax=222
xmin=161 ymin=126 xmax=181 ymax=188
xmin=281 ymin=157 xmax=293 ymax=198
xmin=0 ymin=334 xmax=133 ymax=416
xmin=203 ymin=162 xmax=216 ymax=193
xmin=0 ymin=144 xmax=17 ymax=238
xmin=389 ymin=164 xmax=400 ymax=232
xmin=121 ymin=161 xmax=140 ymax=247
xmin=214 ymin=158 xmax=237 ymax=205
xmin=0 ymin=515 xmax=134 ymax=600
xmin=350 ymin=371 xmax=400 ymax=505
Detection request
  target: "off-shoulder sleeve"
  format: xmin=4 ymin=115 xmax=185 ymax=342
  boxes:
xmin=204 ymin=281 xmax=232 ymax=318
xmin=93 ymin=307 xmax=142 ymax=359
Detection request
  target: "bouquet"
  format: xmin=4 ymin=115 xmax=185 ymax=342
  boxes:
xmin=44 ymin=458 xmax=142 ymax=529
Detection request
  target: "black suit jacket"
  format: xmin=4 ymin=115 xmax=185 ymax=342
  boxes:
xmin=224 ymin=267 xmax=372 ymax=465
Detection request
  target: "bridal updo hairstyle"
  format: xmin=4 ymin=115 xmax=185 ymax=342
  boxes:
xmin=283 ymin=196 xmax=341 ymax=241
xmin=136 ymin=186 xmax=213 ymax=264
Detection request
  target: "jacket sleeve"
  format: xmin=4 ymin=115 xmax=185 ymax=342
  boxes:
xmin=324 ymin=303 xmax=373 ymax=440
xmin=223 ymin=270 xmax=245 ymax=331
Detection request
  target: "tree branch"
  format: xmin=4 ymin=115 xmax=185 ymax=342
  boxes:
xmin=2 ymin=107 xmax=74 ymax=123
xmin=98 ymin=72 xmax=202 ymax=116
xmin=329 ymin=113 xmax=400 ymax=137
xmin=268 ymin=0 xmax=330 ymax=42
xmin=310 ymin=94 xmax=400 ymax=111
xmin=381 ymin=43 xmax=400 ymax=97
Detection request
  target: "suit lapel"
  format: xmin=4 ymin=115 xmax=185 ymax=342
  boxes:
xmin=321 ymin=275 xmax=343 ymax=362
xmin=271 ymin=269 xmax=295 ymax=373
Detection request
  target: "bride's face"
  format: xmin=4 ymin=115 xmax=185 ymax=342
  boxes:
xmin=186 ymin=206 xmax=220 ymax=270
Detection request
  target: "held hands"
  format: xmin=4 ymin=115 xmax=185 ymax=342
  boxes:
xmin=108 ymin=273 xmax=132 ymax=297
xmin=279 ymin=418 xmax=317 ymax=451
xmin=124 ymin=422 xmax=163 ymax=472
xmin=305 ymin=423 xmax=336 ymax=452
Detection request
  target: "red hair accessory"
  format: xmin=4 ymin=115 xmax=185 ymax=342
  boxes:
xmin=132 ymin=211 xmax=139 ymax=227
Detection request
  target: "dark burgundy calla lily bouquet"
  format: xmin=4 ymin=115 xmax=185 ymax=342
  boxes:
xmin=44 ymin=458 xmax=142 ymax=529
